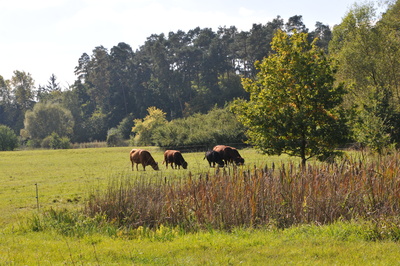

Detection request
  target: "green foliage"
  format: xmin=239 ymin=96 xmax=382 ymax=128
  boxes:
xmin=86 ymin=110 xmax=108 ymax=141
xmin=131 ymin=106 xmax=167 ymax=145
xmin=351 ymin=89 xmax=393 ymax=153
xmin=27 ymin=209 xmax=117 ymax=238
xmin=330 ymin=2 xmax=400 ymax=149
xmin=41 ymin=132 xmax=71 ymax=149
xmin=23 ymin=102 xmax=74 ymax=141
xmin=26 ymin=138 xmax=41 ymax=148
xmin=0 ymin=17 xmax=334 ymax=144
xmin=106 ymin=128 xmax=124 ymax=147
xmin=0 ymin=124 xmax=18 ymax=151
xmin=153 ymin=107 xmax=247 ymax=148
xmin=116 ymin=113 xmax=134 ymax=139
xmin=10 ymin=70 xmax=35 ymax=112
xmin=232 ymin=30 xmax=348 ymax=165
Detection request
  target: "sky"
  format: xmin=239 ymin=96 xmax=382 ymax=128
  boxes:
xmin=0 ymin=0 xmax=381 ymax=88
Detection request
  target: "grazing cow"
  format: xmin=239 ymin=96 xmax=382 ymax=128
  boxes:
xmin=163 ymin=150 xmax=188 ymax=169
xmin=230 ymin=147 xmax=245 ymax=165
xmin=213 ymin=145 xmax=245 ymax=166
xmin=130 ymin=149 xmax=159 ymax=171
xmin=204 ymin=150 xmax=225 ymax=167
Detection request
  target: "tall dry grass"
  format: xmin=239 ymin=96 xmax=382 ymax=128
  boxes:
xmin=86 ymin=152 xmax=400 ymax=231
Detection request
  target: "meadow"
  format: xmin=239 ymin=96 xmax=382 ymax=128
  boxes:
xmin=1 ymin=146 xmax=400 ymax=264
xmin=0 ymin=146 xmax=288 ymax=227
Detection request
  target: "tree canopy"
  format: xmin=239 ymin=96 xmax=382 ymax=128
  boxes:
xmin=232 ymin=30 xmax=348 ymax=165
xmin=330 ymin=1 xmax=400 ymax=152
xmin=22 ymin=102 xmax=74 ymax=141
xmin=3 ymin=2 xmax=400 ymax=153
xmin=0 ymin=124 xmax=18 ymax=151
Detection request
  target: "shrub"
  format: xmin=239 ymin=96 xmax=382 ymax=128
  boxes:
xmin=132 ymin=107 xmax=167 ymax=145
xmin=153 ymin=107 xmax=247 ymax=148
xmin=117 ymin=114 xmax=134 ymax=139
xmin=59 ymin=136 xmax=72 ymax=149
xmin=41 ymin=133 xmax=71 ymax=149
xmin=26 ymin=139 xmax=41 ymax=148
xmin=0 ymin=124 xmax=18 ymax=151
xmin=23 ymin=102 xmax=74 ymax=140
xmin=106 ymin=128 xmax=124 ymax=147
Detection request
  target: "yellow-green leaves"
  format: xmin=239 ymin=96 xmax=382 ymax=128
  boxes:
xmin=232 ymin=30 xmax=347 ymax=166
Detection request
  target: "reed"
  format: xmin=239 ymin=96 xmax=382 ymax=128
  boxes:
xmin=85 ymin=152 xmax=400 ymax=231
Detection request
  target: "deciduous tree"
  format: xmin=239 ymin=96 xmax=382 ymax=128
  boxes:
xmin=23 ymin=102 xmax=74 ymax=141
xmin=330 ymin=1 xmax=400 ymax=149
xmin=0 ymin=124 xmax=18 ymax=151
xmin=131 ymin=106 xmax=167 ymax=145
xmin=232 ymin=30 xmax=348 ymax=166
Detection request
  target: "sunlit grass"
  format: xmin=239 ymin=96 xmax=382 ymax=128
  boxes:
xmin=3 ymin=146 xmax=400 ymax=264
xmin=3 ymin=222 xmax=400 ymax=265
xmin=0 ymin=146 xmax=284 ymax=226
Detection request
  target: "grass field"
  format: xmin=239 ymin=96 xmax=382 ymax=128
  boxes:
xmin=2 ymin=146 xmax=400 ymax=264
xmin=0 ymin=146 xmax=293 ymax=226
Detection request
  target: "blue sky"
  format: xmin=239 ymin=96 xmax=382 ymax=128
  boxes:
xmin=0 ymin=0 xmax=383 ymax=88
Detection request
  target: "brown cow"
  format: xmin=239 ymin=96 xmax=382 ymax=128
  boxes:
xmin=163 ymin=150 xmax=188 ymax=169
xmin=129 ymin=149 xmax=159 ymax=171
xmin=213 ymin=145 xmax=244 ymax=166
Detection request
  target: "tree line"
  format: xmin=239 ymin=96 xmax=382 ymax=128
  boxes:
xmin=1 ymin=1 xmax=400 ymax=158
xmin=0 ymin=15 xmax=330 ymax=145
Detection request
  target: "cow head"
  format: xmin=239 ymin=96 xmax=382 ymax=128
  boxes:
xmin=182 ymin=161 xmax=188 ymax=169
xmin=152 ymin=162 xmax=160 ymax=170
xmin=234 ymin=157 xmax=245 ymax=165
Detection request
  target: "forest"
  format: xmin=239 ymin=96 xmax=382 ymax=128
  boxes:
xmin=0 ymin=1 xmax=399 ymax=154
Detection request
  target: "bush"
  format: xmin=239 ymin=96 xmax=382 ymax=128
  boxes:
xmin=23 ymin=102 xmax=74 ymax=140
xmin=0 ymin=124 xmax=19 ymax=151
xmin=117 ymin=114 xmax=134 ymax=139
xmin=153 ymin=107 xmax=247 ymax=148
xmin=42 ymin=133 xmax=71 ymax=149
xmin=132 ymin=107 xmax=167 ymax=145
xmin=26 ymin=139 xmax=41 ymax=148
xmin=106 ymin=128 xmax=124 ymax=147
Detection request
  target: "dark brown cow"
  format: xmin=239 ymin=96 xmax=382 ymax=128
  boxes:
xmin=204 ymin=150 xmax=224 ymax=167
xmin=163 ymin=150 xmax=188 ymax=169
xmin=213 ymin=145 xmax=244 ymax=166
xmin=130 ymin=149 xmax=159 ymax=171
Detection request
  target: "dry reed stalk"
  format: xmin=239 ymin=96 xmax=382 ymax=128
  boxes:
xmin=86 ymin=153 xmax=400 ymax=230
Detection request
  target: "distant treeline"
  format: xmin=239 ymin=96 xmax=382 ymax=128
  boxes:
xmin=2 ymin=0 xmax=400 ymax=155
xmin=0 ymin=15 xmax=331 ymax=144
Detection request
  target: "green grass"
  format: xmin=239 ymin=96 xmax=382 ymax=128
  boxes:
xmin=0 ymin=146 xmax=292 ymax=226
xmin=2 ymin=147 xmax=400 ymax=265
xmin=3 ymin=223 xmax=400 ymax=265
